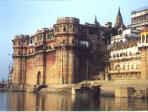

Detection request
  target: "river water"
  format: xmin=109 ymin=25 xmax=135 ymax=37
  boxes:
xmin=0 ymin=92 xmax=148 ymax=111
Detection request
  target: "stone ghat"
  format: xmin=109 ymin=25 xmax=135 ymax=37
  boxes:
xmin=115 ymin=87 xmax=148 ymax=98
xmin=2 ymin=79 xmax=148 ymax=99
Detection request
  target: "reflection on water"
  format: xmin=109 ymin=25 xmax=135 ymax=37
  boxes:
xmin=0 ymin=92 xmax=148 ymax=111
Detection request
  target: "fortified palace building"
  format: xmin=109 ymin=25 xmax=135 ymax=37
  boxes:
xmin=11 ymin=7 xmax=148 ymax=88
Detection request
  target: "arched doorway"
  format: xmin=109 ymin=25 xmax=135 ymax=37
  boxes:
xmin=37 ymin=72 xmax=41 ymax=85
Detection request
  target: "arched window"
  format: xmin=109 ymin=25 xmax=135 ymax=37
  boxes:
xmin=57 ymin=28 xmax=59 ymax=32
xmin=63 ymin=26 xmax=66 ymax=32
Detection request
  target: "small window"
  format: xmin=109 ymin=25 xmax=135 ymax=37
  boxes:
xmin=63 ymin=40 xmax=65 ymax=44
xmin=125 ymin=52 xmax=127 ymax=56
xmin=18 ymin=51 xmax=20 ymax=55
xmin=142 ymin=35 xmax=145 ymax=43
xmin=72 ymin=40 xmax=75 ymax=44
xmin=57 ymin=28 xmax=59 ymax=32
xmin=18 ymin=41 xmax=21 ymax=45
xmin=63 ymin=27 xmax=66 ymax=32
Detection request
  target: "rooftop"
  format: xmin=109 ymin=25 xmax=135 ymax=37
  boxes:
xmin=131 ymin=6 xmax=148 ymax=14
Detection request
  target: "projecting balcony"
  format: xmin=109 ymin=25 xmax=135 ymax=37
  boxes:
xmin=109 ymin=69 xmax=141 ymax=74
xmin=137 ymin=43 xmax=148 ymax=48
xmin=109 ymin=55 xmax=141 ymax=62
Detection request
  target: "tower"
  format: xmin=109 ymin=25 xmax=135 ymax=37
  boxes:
xmin=114 ymin=7 xmax=125 ymax=29
xmin=94 ymin=15 xmax=99 ymax=26
xmin=138 ymin=28 xmax=148 ymax=79
xmin=12 ymin=35 xmax=28 ymax=86
xmin=54 ymin=17 xmax=80 ymax=84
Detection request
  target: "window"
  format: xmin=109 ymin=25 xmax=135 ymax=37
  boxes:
xmin=73 ymin=27 xmax=75 ymax=32
xmin=142 ymin=35 xmax=145 ymax=43
xmin=63 ymin=40 xmax=65 ymax=44
xmin=18 ymin=41 xmax=20 ymax=45
xmin=57 ymin=28 xmax=59 ymax=32
xmin=63 ymin=26 xmax=66 ymax=32
xmin=18 ymin=51 xmax=20 ymax=55
xmin=72 ymin=40 xmax=75 ymax=44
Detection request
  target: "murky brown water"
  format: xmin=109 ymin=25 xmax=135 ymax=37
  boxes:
xmin=0 ymin=91 xmax=148 ymax=111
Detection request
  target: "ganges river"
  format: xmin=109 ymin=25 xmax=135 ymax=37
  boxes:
xmin=0 ymin=91 xmax=148 ymax=111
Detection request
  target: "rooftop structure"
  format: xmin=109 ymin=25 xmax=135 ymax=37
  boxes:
xmin=131 ymin=6 xmax=148 ymax=29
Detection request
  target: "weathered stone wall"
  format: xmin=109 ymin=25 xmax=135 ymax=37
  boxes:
xmin=141 ymin=47 xmax=148 ymax=79
xmin=13 ymin=58 xmax=22 ymax=84
xmin=56 ymin=48 xmax=79 ymax=84
xmin=46 ymin=53 xmax=57 ymax=85
xmin=26 ymin=54 xmax=45 ymax=85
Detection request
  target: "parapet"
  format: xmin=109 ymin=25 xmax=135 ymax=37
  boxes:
xmin=56 ymin=17 xmax=79 ymax=24
xmin=14 ymin=34 xmax=29 ymax=40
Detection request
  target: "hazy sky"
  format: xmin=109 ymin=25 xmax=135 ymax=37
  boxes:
xmin=0 ymin=0 xmax=148 ymax=81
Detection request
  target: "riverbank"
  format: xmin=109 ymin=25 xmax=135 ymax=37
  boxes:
xmin=1 ymin=79 xmax=148 ymax=97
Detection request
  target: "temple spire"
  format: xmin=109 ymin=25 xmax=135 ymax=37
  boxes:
xmin=114 ymin=7 xmax=125 ymax=29
xmin=94 ymin=15 xmax=99 ymax=25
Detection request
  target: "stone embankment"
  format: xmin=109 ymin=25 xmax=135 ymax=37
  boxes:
xmin=131 ymin=89 xmax=148 ymax=98
xmin=1 ymin=79 xmax=148 ymax=99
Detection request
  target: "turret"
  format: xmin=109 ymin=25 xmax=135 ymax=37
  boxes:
xmin=54 ymin=17 xmax=80 ymax=84
xmin=54 ymin=17 xmax=80 ymax=48
xmin=12 ymin=35 xmax=29 ymax=85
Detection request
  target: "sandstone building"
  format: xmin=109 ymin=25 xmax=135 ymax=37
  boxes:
xmin=12 ymin=17 xmax=115 ymax=86
xmin=108 ymin=7 xmax=148 ymax=80
xmin=12 ymin=7 xmax=148 ymax=88
xmin=131 ymin=6 xmax=148 ymax=30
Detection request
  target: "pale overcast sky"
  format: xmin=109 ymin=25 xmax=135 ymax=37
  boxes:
xmin=0 ymin=0 xmax=148 ymax=81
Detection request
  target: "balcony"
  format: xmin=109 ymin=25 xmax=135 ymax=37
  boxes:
xmin=109 ymin=69 xmax=141 ymax=74
xmin=109 ymin=55 xmax=141 ymax=62
xmin=137 ymin=43 xmax=148 ymax=48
